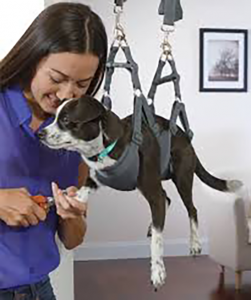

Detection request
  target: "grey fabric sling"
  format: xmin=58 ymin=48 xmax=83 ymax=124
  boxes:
xmin=97 ymin=0 xmax=192 ymax=190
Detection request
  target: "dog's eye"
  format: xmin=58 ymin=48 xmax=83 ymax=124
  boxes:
xmin=62 ymin=115 xmax=70 ymax=125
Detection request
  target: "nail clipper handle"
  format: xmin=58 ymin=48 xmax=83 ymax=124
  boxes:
xmin=31 ymin=195 xmax=49 ymax=211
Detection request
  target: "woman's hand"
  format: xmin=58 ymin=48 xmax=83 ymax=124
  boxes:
xmin=52 ymin=182 xmax=88 ymax=220
xmin=0 ymin=188 xmax=47 ymax=227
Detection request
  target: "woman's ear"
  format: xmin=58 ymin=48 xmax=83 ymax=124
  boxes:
xmin=102 ymin=110 xmax=123 ymax=141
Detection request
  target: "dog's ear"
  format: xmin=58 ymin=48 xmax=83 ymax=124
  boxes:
xmin=72 ymin=95 xmax=105 ymax=123
xmin=101 ymin=110 xmax=123 ymax=141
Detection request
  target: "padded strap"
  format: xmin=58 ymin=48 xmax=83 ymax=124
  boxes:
xmin=114 ymin=0 xmax=127 ymax=7
xmin=148 ymin=56 xmax=181 ymax=103
xmin=158 ymin=0 xmax=183 ymax=25
xmin=102 ymin=45 xmax=142 ymax=105
xmin=102 ymin=44 xmax=159 ymax=144
xmin=169 ymin=101 xmax=193 ymax=141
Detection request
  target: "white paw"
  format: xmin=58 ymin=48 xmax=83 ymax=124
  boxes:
xmin=76 ymin=188 xmax=89 ymax=203
xmin=151 ymin=259 xmax=166 ymax=290
xmin=189 ymin=219 xmax=202 ymax=256
xmin=190 ymin=238 xmax=202 ymax=256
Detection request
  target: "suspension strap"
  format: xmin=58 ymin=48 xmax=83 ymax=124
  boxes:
xmin=114 ymin=0 xmax=127 ymax=7
xmin=158 ymin=0 xmax=183 ymax=26
xmin=148 ymin=51 xmax=181 ymax=103
xmin=102 ymin=2 xmax=159 ymax=145
xmin=102 ymin=43 xmax=159 ymax=145
xmin=169 ymin=101 xmax=193 ymax=140
xmin=148 ymin=26 xmax=181 ymax=104
xmin=148 ymin=6 xmax=193 ymax=141
xmin=102 ymin=45 xmax=142 ymax=109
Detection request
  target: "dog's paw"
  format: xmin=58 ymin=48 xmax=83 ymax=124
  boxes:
xmin=151 ymin=259 xmax=166 ymax=291
xmin=227 ymin=180 xmax=243 ymax=193
xmin=190 ymin=238 xmax=202 ymax=256
xmin=75 ymin=188 xmax=90 ymax=203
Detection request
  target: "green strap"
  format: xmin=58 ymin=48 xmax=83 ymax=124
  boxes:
xmin=98 ymin=141 xmax=118 ymax=162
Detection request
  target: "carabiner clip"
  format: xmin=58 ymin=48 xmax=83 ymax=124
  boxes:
xmin=113 ymin=5 xmax=127 ymax=46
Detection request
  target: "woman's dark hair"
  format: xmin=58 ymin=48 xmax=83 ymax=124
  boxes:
xmin=0 ymin=2 xmax=108 ymax=96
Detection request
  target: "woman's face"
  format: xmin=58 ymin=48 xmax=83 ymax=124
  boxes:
xmin=28 ymin=52 xmax=99 ymax=115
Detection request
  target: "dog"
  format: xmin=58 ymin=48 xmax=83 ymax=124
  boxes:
xmin=38 ymin=95 xmax=242 ymax=290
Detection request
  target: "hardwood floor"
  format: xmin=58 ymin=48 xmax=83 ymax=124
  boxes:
xmin=74 ymin=255 xmax=251 ymax=300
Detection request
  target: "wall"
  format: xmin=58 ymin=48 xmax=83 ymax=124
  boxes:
xmin=73 ymin=0 xmax=251 ymax=260
xmin=0 ymin=1 xmax=44 ymax=58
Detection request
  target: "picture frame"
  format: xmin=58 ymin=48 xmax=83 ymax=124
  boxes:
xmin=199 ymin=28 xmax=248 ymax=92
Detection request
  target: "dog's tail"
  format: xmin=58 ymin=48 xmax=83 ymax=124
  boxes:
xmin=195 ymin=157 xmax=243 ymax=193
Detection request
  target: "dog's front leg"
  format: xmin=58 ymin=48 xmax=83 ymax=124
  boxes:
xmin=76 ymin=177 xmax=98 ymax=203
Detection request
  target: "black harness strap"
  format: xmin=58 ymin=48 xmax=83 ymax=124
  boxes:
xmin=102 ymin=43 xmax=159 ymax=146
xmin=99 ymin=44 xmax=150 ymax=190
xmin=169 ymin=101 xmax=193 ymax=140
xmin=144 ymin=0 xmax=193 ymax=178
xmin=158 ymin=0 xmax=183 ymax=25
xmin=148 ymin=56 xmax=181 ymax=103
xmin=97 ymin=0 xmax=191 ymax=189
xmin=148 ymin=52 xmax=193 ymax=141
xmin=98 ymin=5 xmax=164 ymax=190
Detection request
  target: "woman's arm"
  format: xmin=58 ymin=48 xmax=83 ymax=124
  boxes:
xmin=57 ymin=215 xmax=87 ymax=250
xmin=56 ymin=161 xmax=89 ymax=250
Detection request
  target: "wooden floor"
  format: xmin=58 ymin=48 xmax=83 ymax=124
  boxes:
xmin=74 ymin=255 xmax=251 ymax=300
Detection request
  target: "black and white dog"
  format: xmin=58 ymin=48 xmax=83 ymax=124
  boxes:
xmin=39 ymin=95 xmax=242 ymax=290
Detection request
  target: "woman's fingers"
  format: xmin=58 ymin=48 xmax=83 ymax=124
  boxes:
xmin=66 ymin=197 xmax=87 ymax=215
xmin=52 ymin=182 xmax=87 ymax=218
xmin=52 ymin=182 xmax=70 ymax=210
xmin=25 ymin=214 xmax=40 ymax=226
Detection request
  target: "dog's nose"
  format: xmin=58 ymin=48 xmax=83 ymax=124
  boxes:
xmin=37 ymin=129 xmax=47 ymax=140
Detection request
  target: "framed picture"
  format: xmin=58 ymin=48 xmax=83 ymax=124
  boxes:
xmin=199 ymin=28 xmax=248 ymax=92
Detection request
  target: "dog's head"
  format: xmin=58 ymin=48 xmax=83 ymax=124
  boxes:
xmin=38 ymin=95 xmax=123 ymax=158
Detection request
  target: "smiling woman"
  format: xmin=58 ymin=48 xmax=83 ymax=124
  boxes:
xmin=0 ymin=2 xmax=107 ymax=299
xmin=25 ymin=52 xmax=100 ymax=118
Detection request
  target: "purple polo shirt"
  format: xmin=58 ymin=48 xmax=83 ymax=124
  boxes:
xmin=0 ymin=86 xmax=81 ymax=289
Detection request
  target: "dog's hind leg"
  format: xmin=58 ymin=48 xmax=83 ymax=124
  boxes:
xmin=147 ymin=189 xmax=171 ymax=237
xmin=139 ymin=179 xmax=167 ymax=290
xmin=172 ymin=172 xmax=202 ymax=256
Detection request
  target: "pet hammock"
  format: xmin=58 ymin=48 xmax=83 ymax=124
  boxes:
xmin=96 ymin=0 xmax=193 ymax=191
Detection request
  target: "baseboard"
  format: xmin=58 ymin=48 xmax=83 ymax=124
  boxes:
xmin=74 ymin=238 xmax=209 ymax=261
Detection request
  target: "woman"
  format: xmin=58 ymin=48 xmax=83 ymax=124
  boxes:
xmin=0 ymin=2 xmax=107 ymax=299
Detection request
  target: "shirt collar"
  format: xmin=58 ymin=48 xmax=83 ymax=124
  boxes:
xmin=6 ymin=85 xmax=54 ymax=130
xmin=6 ymin=85 xmax=32 ymax=127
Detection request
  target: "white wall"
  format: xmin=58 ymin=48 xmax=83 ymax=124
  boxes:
xmin=0 ymin=1 xmax=44 ymax=58
xmin=73 ymin=0 xmax=251 ymax=260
